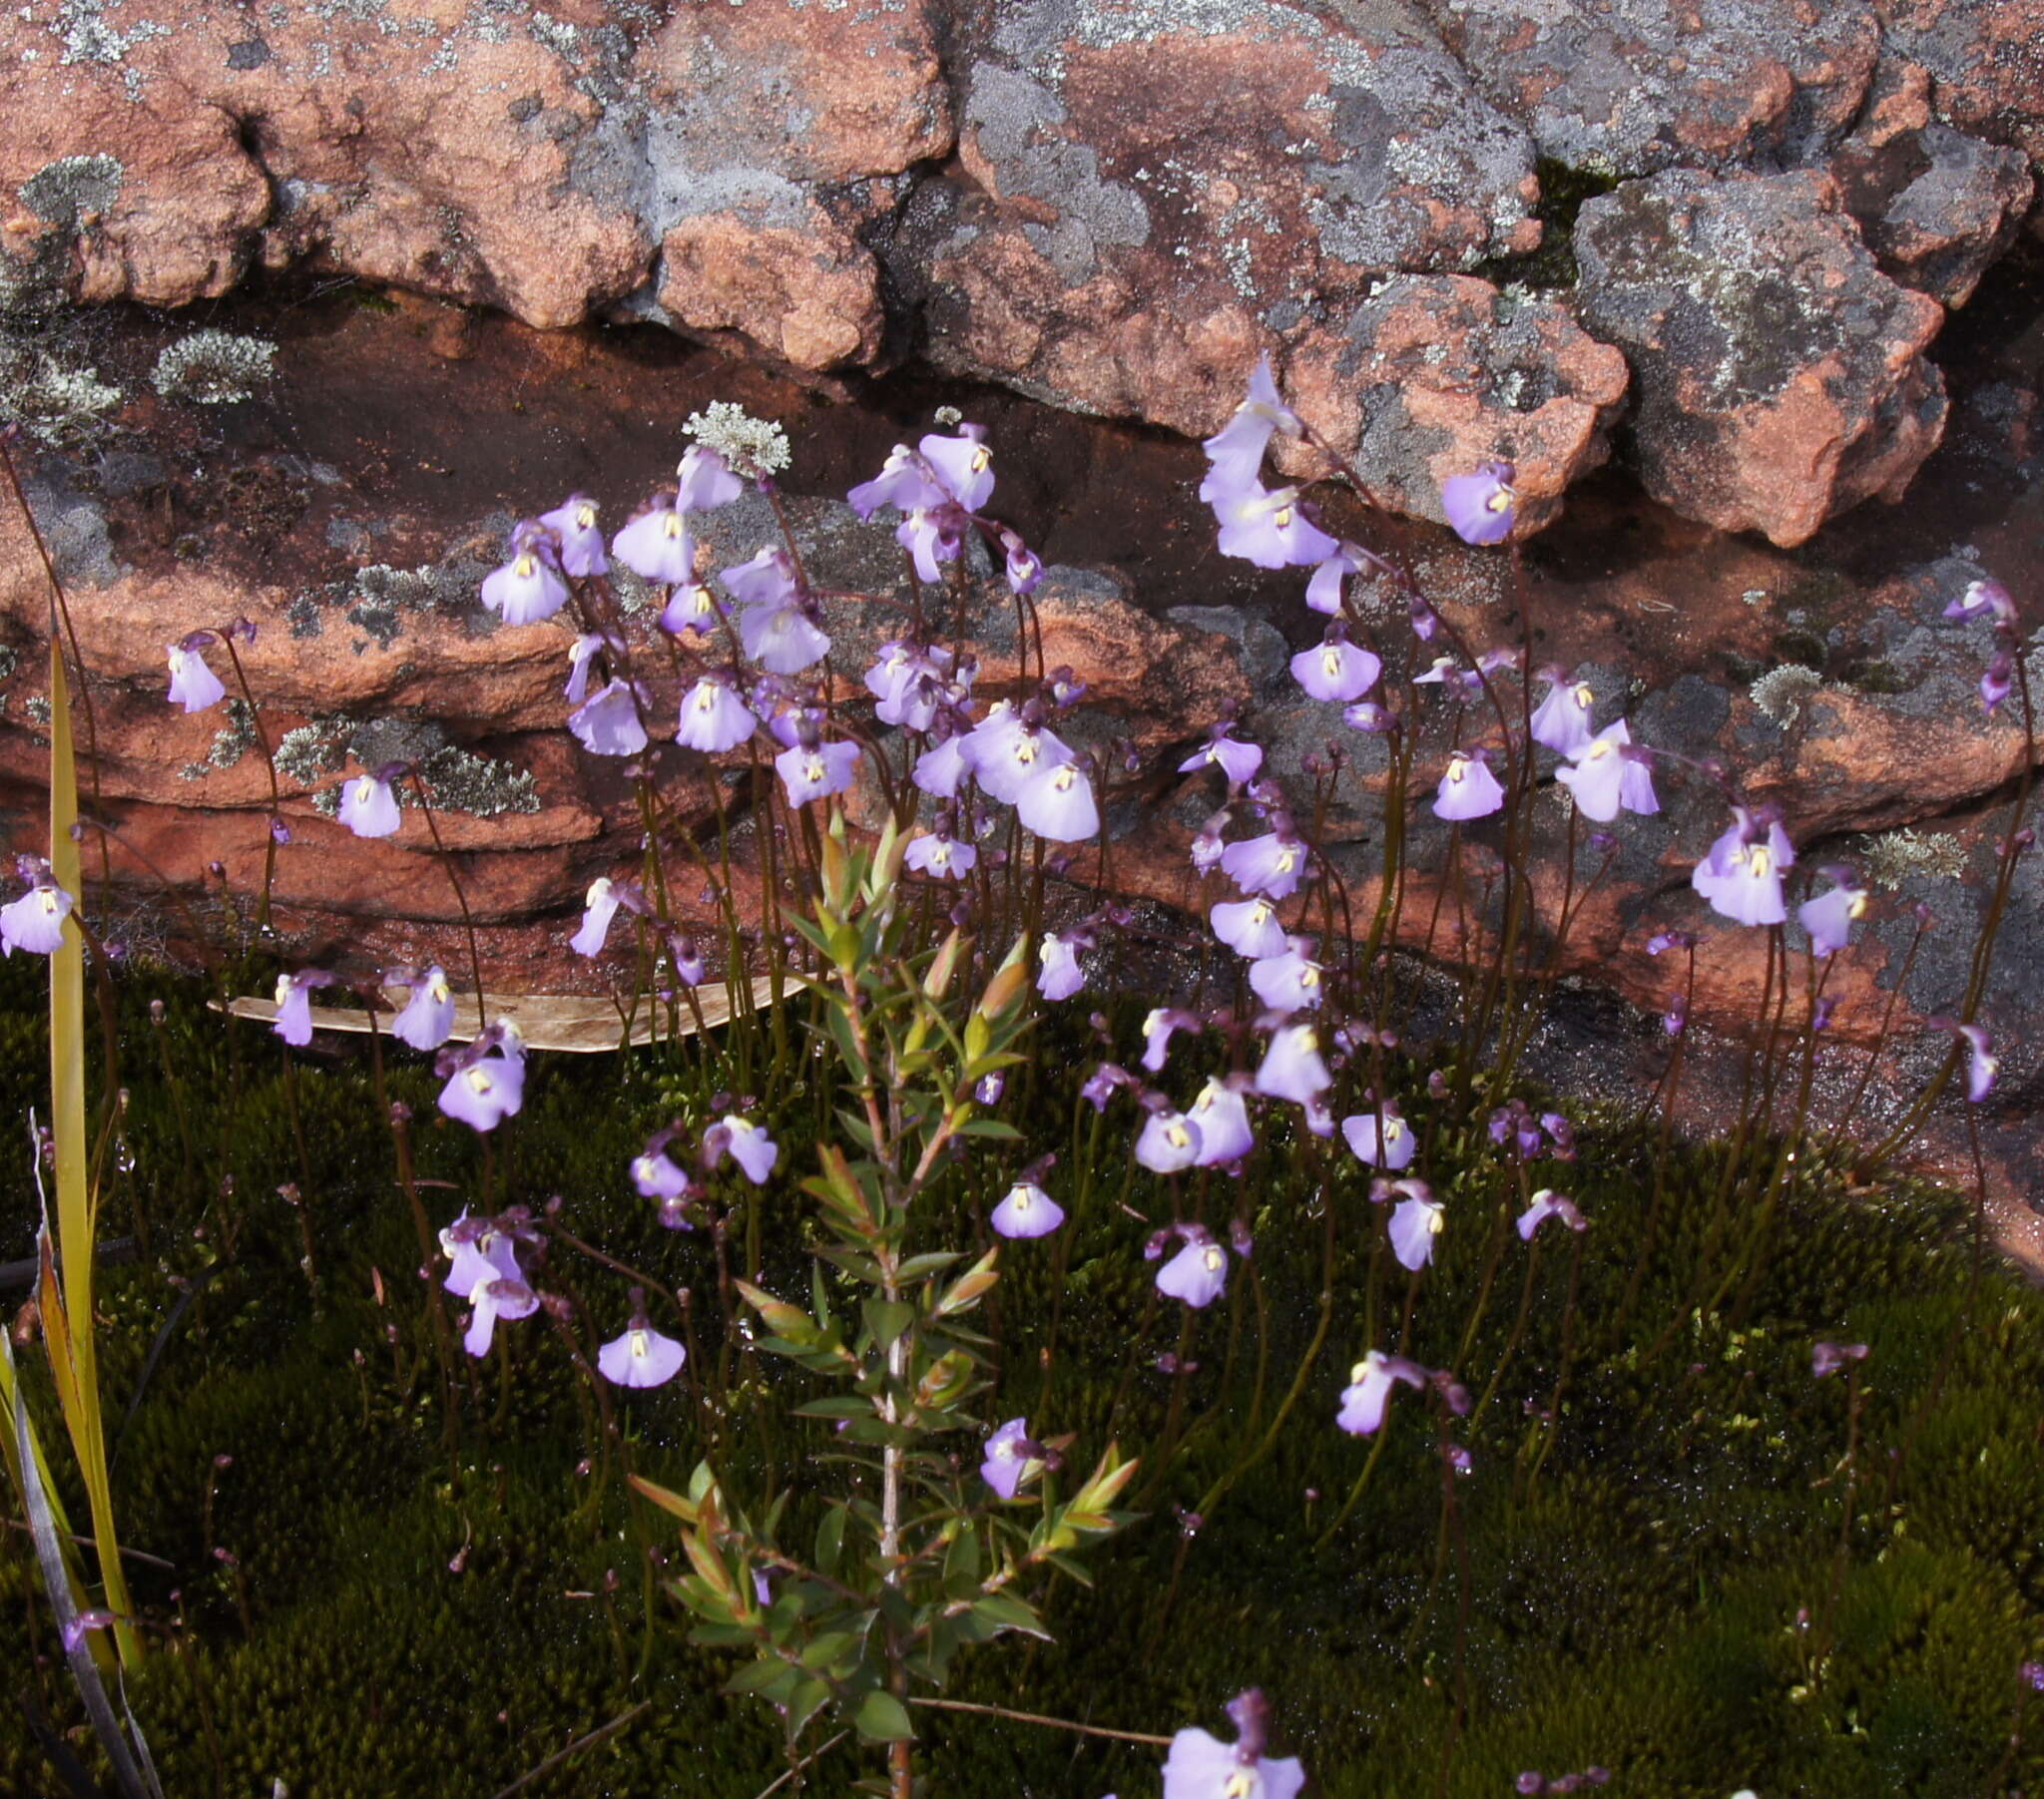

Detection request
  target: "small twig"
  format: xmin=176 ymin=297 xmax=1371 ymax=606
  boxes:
xmin=906 ymin=1696 xmax=1174 ymax=1746
xmin=486 ymin=1700 xmax=651 ymax=1799
xmin=750 ymin=1728 xmax=851 ymax=1799
xmin=0 ymin=1517 xmax=177 ymax=1572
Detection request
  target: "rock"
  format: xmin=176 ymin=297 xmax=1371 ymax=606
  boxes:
xmin=0 ymin=0 xmax=952 ymax=348
xmin=1416 ymin=0 xmax=1881 ymax=178
xmin=919 ymin=0 xmax=1540 ymax=435
xmin=1276 ymin=275 xmax=1632 ymax=537
xmin=1573 ymin=168 xmax=1949 ymax=546
xmin=1871 ymin=0 xmax=2044 ymax=183
xmin=1831 ymin=122 xmax=2034 ymax=306
xmin=657 ymin=208 xmax=884 ymax=373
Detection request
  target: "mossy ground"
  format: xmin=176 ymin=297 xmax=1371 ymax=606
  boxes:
xmin=1 ymin=954 xmax=2040 ymax=1799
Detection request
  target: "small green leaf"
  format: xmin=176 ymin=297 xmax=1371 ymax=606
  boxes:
xmin=816 ymin=1504 xmax=847 ymax=1576
xmin=863 ymin=1299 xmax=915 ymax=1351
xmin=854 ymin=1690 xmax=915 ymax=1742
xmin=787 ymin=1677 xmax=834 ymax=1740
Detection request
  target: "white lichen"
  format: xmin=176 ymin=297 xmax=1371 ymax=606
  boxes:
xmin=683 ymin=401 xmax=789 ymax=480
xmin=1851 ymin=827 xmax=1968 ymax=890
xmin=151 ymin=330 xmax=277 ymax=405
xmin=0 ymin=344 xmax=122 ymax=443
xmin=1750 ymin=664 xmax=1821 ymax=727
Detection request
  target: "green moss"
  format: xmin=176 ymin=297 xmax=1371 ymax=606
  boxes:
xmin=3 ymin=968 xmax=2041 ymax=1797
xmin=1472 ymin=158 xmax=1624 ymax=291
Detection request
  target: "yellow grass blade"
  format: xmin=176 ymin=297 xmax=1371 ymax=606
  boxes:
xmin=47 ymin=640 xmax=139 ymax=1663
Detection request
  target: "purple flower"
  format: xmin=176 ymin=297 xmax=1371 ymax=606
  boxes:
xmin=739 ymin=599 xmax=831 ymax=675
xmin=848 ymin=444 xmax=947 ymax=519
xmin=1137 ymin=1111 xmax=1204 ymax=1174
xmin=967 ymin=707 xmax=1074 ymax=806
xmin=1434 ymin=749 xmax=1505 ymax=821
xmin=914 ymin=729 xmax=972 ymax=800
xmin=981 ymin=1417 xmax=1036 ymax=1499
xmin=991 ymin=1181 xmax=1065 ymax=1239
xmin=462 ymin=1275 xmax=538 ymax=1357
xmin=898 ymin=506 xmax=962 ymax=583
xmin=660 ymin=580 xmax=724 ymax=639
xmin=1188 ymin=1077 xmax=1256 ymax=1166
xmin=481 ymin=534 xmax=570 ymax=626
xmin=1342 ymin=1101 xmax=1415 ymax=1171
xmin=677 ymin=675 xmax=758 ymax=753
xmin=1304 ymin=540 xmax=1367 ymax=616
xmin=677 ymin=445 xmax=744 ymax=512
xmin=1199 ymin=354 xmax=1302 ymax=501
xmin=632 ymin=1148 xmax=693 ymax=1200
xmin=1981 ymin=652 xmax=2014 ymax=714
xmin=337 ymin=770 xmax=401 ymax=839
xmin=538 ymin=494 xmax=608 ymax=578
xmin=1388 ymin=1188 xmax=1445 ymax=1271
xmin=1943 ymin=578 xmax=2016 ymax=626
xmin=1336 ymin=1350 xmax=1428 ymax=1437
xmin=1162 ymin=1691 xmax=1305 ymax=1799
xmin=1179 ymin=724 xmax=1265 ymax=786
xmin=866 ymin=643 xmax=935 ymax=728
xmin=1289 ymin=637 xmax=1381 ymax=703
xmin=392 ymin=966 xmax=456 ymax=1052
xmin=612 ymin=504 xmax=696 ymax=586
xmin=1530 ymin=676 xmax=1598 ymax=756
xmin=1343 ymin=700 xmax=1398 ymax=734
xmin=598 ymin=1320 xmax=687 ymax=1389
xmin=1141 ymin=1007 xmax=1199 ymax=1074
xmin=271 ymin=969 xmax=333 ymax=1047
xmin=1797 ymin=872 xmax=1868 ymax=957
xmin=564 ymin=634 xmax=607 ymax=705
xmin=167 ymin=639 xmax=227 ymax=712
xmin=1250 ymin=940 xmax=1324 ymax=1013
xmin=920 ymin=426 xmax=996 ymax=511
xmin=438 ymin=1046 xmax=526 ymax=1132
xmin=1811 ymin=1339 xmax=1869 ymax=1380
xmin=1156 ymin=1236 xmax=1229 ymax=1308
xmin=1038 ymin=933 xmax=1087 ymax=1001
xmin=1956 ymin=1023 xmax=1998 ymax=1103
xmin=1003 ymin=532 xmax=1044 ymax=596
xmin=569 ymin=679 xmax=649 ymax=757
xmin=0 ymin=875 xmax=74 ymax=957
xmin=1214 ymin=481 xmax=1340 ymax=570
xmin=1555 ymin=722 xmax=1651 ymax=822
xmin=571 ymin=878 xmax=625 ymax=959
xmin=1694 ymin=807 xmax=1795 ymax=928
xmin=711 ymin=1115 xmax=779 ymax=1184
xmin=1016 ymin=758 xmax=1101 ymax=843
xmin=440 ymin=1209 xmax=524 ymax=1297
xmin=1440 ymin=461 xmax=1516 ymax=546
xmin=1255 ymin=1023 xmax=1331 ymax=1107
xmin=1221 ymin=830 xmax=1310 ymax=900
xmin=1517 ymin=1188 xmax=1587 ymax=1239
xmin=1211 ymin=896 xmax=1288 ymax=960
xmin=905 ymin=831 xmax=976 ymax=880
xmin=774 ymin=739 xmax=860 ymax=807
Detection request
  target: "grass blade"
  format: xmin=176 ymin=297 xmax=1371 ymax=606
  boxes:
xmin=46 ymin=639 xmax=139 ymax=1663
